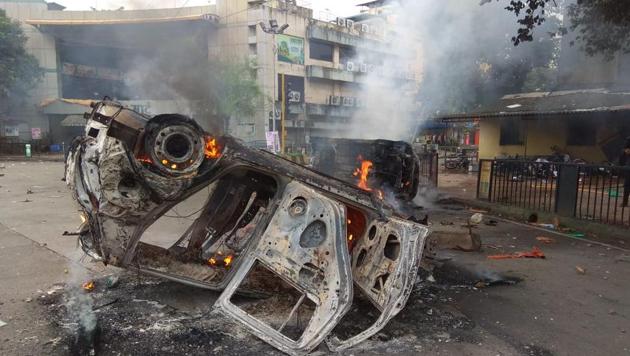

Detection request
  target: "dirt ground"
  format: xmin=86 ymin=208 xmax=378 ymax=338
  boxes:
xmin=1 ymin=161 xmax=629 ymax=355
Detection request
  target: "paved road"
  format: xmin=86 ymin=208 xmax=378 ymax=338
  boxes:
xmin=431 ymin=207 xmax=630 ymax=355
xmin=0 ymin=161 xmax=629 ymax=355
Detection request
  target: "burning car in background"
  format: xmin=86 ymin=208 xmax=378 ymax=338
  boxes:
xmin=311 ymin=138 xmax=421 ymax=202
xmin=65 ymin=100 xmax=430 ymax=355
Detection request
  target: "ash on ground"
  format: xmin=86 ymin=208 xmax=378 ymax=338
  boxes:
xmin=37 ymin=268 xmax=501 ymax=355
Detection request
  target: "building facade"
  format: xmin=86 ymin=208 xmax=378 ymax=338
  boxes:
xmin=0 ymin=0 xmax=422 ymax=153
xmin=437 ymin=20 xmax=630 ymax=164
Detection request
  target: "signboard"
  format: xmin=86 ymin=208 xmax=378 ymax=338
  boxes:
xmin=4 ymin=126 xmax=19 ymax=137
xmin=278 ymin=75 xmax=305 ymax=105
xmin=477 ymin=160 xmax=493 ymax=200
xmin=277 ymin=34 xmax=304 ymax=65
xmin=31 ymin=127 xmax=42 ymax=140
xmin=266 ymin=131 xmax=280 ymax=153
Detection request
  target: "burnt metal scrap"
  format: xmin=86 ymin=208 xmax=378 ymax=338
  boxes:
xmin=65 ymin=100 xmax=430 ymax=355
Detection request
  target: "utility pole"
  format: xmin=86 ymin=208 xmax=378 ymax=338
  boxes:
xmin=281 ymin=73 xmax=286 ymax=154
xmin=259 ymin=19 xmax=289 ymax=153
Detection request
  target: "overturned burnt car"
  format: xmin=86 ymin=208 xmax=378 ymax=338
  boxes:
xmin=65 ymin=100 xmax=429 ymax=355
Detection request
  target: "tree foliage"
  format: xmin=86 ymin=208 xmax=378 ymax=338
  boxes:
xmin=0 ymin=9 xmax=42 ymax=100
xmin=499 ymin=0 xmax=630 ymax=58
xmin=207 ymin=58 xmax=262 ymax=132
xmin=136 ymin=34 xmax=262 ymax=133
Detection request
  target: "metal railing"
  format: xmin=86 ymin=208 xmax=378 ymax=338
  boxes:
xmin=477 ymin=159 xmax=630 ymax=227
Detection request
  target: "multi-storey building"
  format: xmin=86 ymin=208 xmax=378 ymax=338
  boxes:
xmin=0 ymin=0 xmax=422 ymax=153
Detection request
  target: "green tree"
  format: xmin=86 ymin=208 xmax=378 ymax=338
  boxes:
xmin=139 ymin=34 xmax=262 ymax=134
xmin=419 ymin=1 xmax=559 ymax=116
xmin=498 ymin=0 xmax=630 ymax=59
xmin=206 ymin=58 xmax=262 ymax=134
xmin=0 ymin=9 xmax=42 ymax=101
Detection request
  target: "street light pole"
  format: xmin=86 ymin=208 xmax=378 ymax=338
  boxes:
xmin=272 ymin=32 xmax=277 ymax=134
xmin=259 ymin=19 xmax=289 ymax=153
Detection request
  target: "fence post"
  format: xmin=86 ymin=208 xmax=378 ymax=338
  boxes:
xmin=555 ymin=164 xmax=579 ymax=217
xmin=477 ymin=159 xmax=493 ymax=200
xmin=433 ymin=152 xmax=439 ymax=186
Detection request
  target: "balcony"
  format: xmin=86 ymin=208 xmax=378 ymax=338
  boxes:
xmin=308 ymin=119 xmax=351 ymax=131
xmin=306 ymin=103 xmax=356 ymax=118
xmin=306 ymin=65 xmax=365 ymax=83
xmin=287 ymin=103 xmax=304 ymax=115
xmin=307 ymin=22 xmax=387 ymax=52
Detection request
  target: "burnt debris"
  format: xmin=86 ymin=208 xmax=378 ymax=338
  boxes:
xmin=65 ymin=100 xmax=430 ymax=355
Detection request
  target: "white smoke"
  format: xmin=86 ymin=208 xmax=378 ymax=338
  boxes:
xmin=346 ymin=0 xmax=563 ymax=141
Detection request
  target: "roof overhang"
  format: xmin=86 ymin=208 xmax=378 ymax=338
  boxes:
xmin=40 ymin=98 xmax=93 ymax=115
xmin=438 ymin=105 xmax=630 ymax=122
xmin=61 ymin=115 xmax=88 ymax=127
xmin=26 ymin=13 xmax=219 ymax=26
xmin=435 ymin=89 xmax=630 ymax=122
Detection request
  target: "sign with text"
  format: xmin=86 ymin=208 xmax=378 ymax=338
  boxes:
xmin=4 ymin=126 xmax=19 ymax=137
xmin=266 ymin=131 xmax=280 ymax=153
xmin=31 ymin=127 xmax=42 ymax=140
xmin=277 ymin=34 xmax=304 ymax=65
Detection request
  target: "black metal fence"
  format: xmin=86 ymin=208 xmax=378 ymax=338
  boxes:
xmin=477 ymin=159 xmax=630 ymax=227
xmin=0 ymin=139 xmax=46 ymax=155
xmin=418 ymin=152 xmax=439 ymax=186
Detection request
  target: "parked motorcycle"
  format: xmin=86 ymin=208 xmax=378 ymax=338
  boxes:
xmin=445 ymin=153 xmax=470 ymax=170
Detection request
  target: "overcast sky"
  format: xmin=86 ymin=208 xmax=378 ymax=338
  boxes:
xmin=53 ymin=0 xmax=361 ymax=18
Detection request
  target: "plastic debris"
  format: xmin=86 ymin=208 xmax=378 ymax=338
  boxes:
xmin=576 ymin=266 xmax=586 ymax=275
xmin=82 ymin=280 xmax=95 ymax=292
xmin=484 ymin=219 xmax=498 ymax=226
xmin=105 ymin=275 xmax=120 ymax=289
xmin=470 ymin=213 xmax=484 ymax=225
xmin=487 ymin=246 xmax=546 ymax=260
xmin=567 ymin=232 xmax=585 ymax=238
xmin=536 ymin=236 xmax=555 ymax=244
xmin=0 ymin=320 xmax=6 ymax=327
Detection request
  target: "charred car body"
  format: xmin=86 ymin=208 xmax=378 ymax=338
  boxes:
xmin=65 ymin=100 xmax=429 ymax=355
xmin=311 ymin=138 xmax=420 ymax=201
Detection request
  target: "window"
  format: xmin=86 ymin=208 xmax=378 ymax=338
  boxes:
xmin=309 ymin=40 xmax=333 ymax=62
xmin=567 ymin=119 xmax=597 ymax=146
xmin=499 ymin=118 xmax=524 ymax=145
xmin=339 ymin=46 xmax=356 ymax=65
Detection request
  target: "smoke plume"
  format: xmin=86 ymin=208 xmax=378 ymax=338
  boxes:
xmin=346 ymin=0 xmax=562 ymax=141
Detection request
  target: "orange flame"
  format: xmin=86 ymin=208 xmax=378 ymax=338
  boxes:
xmin=205 ymin=136 xmax=221 ymax=159
xmin=353 ymin=158 xmax=385 ymax=200
xmin=224 ymin=255 xmax=233 ymax=267
xmin=354 ymin=160 xmax=373 ymax=191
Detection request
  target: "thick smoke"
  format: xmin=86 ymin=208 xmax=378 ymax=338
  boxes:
xmin=346 ymin=0 xmax=562 ymax=141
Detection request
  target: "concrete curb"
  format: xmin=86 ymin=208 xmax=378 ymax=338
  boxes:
xmin=447 ymin=196 xmax=630 ymax=249
xmin=0 ymin=155 xmax=65 ymax=162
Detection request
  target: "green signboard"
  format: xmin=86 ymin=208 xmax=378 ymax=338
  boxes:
xmin=277 ymin=34 xmax=304 ymax=65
